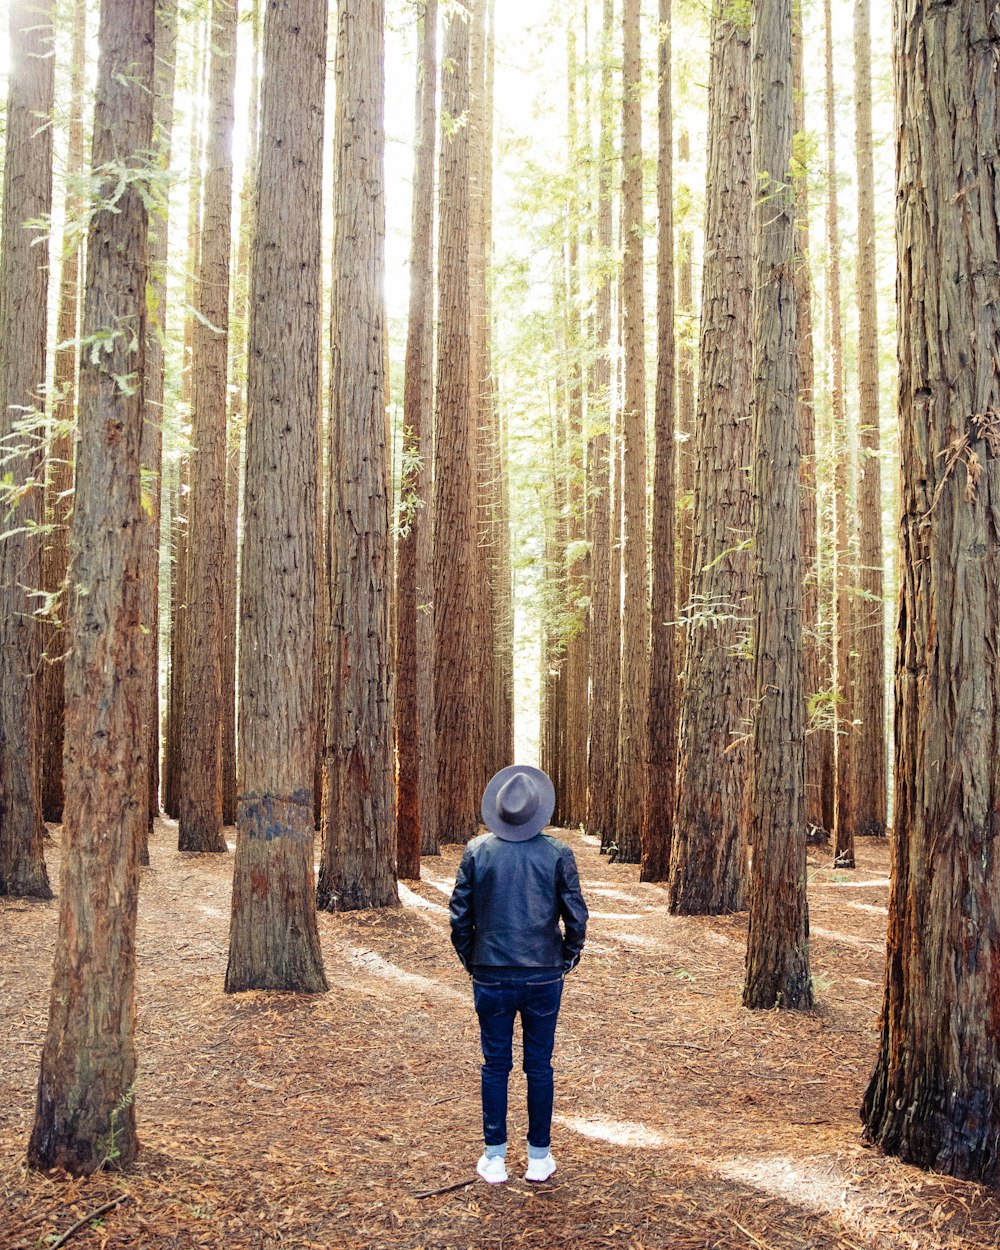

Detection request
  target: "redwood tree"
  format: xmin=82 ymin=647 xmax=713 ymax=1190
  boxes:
xmin=396 ymin=0 xmax=438 ymax=875
xmin=850 ymin=0 xmax=886 ymax=839
xmin=641 ymin=0 xmax=676 ymax=883
xmin=317 ymin=0 xmax=398 ymax=911
xmin=179 ymin=0 xmax=238 ymax=854
xmin=861 ymin=0 xmax=1000 ymax=1183
xmin=742 ymin=0 xmax=811 ymax=1011
xmin=669 ymin=5 xmax=752 ymax=914
xmin=28 ymin=0 xmax=155 ymax=1172
xmin=41 ymin=0 xmax=86 ymax=827
xmin=226 ymin=0 xmax=328 ymax=991
xmin=585 ymin=0 xmax=617 ymax=845
xmin=614 ymin=0 xmax=649 ymax=865
xmin=432 ymin=4 xmax=480 ymax=846
xmin=0 ymin=0 xmax=55 ymax=899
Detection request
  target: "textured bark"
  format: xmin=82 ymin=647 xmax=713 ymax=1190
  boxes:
xmin=432 ymin=7 xmax=479 ymax=845
xmin=396 ymin=0 xmax=437 ymax=876
xmin=823 ymin=0 xmax=855 ymax=868
xmin=135 ymin=0 xmax=179 ymax=858
xmin=468 ymin=0 xmax=493 ymax=800
xmin=614 ymin=0 xmax=649 ymax=866
xmin=27 ymin=0 xmax=155 ymax=1172
xmin=0 ymin=0 xmax=55 ymax=899
xmin=226 ymin=0 xmax=328 ymax=991
xmin=861 ymin=0 xmax=1000 ymax=1182
xmin=562 ymin=20 xmax=588 ymax=829
xmin=791 ymin=9 xmax=826 ymax=836
xmin=850 ymin=0 xmax=886 ymax=839
xmin=641 ymin=0 xmax=676 ymax=884
xmin=41 ymin=0 xmax=86 ymax=828
xmin=585 ymin=0 xmax=617 ymax=845
xmin=223 ymin=0 xmax=261 ymax=830
xmin=484 ymin=1 xmax=512 ymax=774
xmin=669 ymin=10 xmax=751 ymax=914
xmin=179 ymin=0 xmax=238 ymax=854
xmin=317 ymin=0 xmax=398 ymax=911
xmin=742 ymin=0 xmax=811 ymax=1012
xmin=676 ymin=135 xmax=696 ymax=633
xmin=164 ymin=20 xmax=207 ymax=821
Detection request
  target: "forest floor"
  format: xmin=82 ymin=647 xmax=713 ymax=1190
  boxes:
xmin=3 ymin=823 xmax=1000 ymax=1250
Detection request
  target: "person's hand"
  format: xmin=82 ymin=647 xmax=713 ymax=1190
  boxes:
xmin=563 ymin=951 xmax=581 ymax=975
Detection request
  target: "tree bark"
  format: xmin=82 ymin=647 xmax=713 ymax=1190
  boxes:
xmin=742 ymin=0 xmax=811 ymax=1012
xmin=791 ymin=5 xmax=827 ymax=837
xmin=163 ymin=17 xmax=208 ymax=822
xmin=396 ymin=0 xmax=437 ymax=876
xmin=41 ymin=0 xmax=86 ymax=828
xmin=585 ymin=0 xmax=617 ymax=847
xmin=850 ymin=0 xmax=886 ymax=839
xmin=317 ymin=0 xmax=398 ymax=911
xmin=675 ymin=133 xmax=696 ymax=644
xmin=669 ymin=8 xmax=752 ymax=914
xmin=223 ymin=0 xmax=262 ymax=830
xmin=134 ymin=0 xmax=179 ymax=860
xmin=27 ymin=0 xmax=155 ymax=1172
xmin=823 ymin=0 xmax=855 ymax=869
xmin=432 ymin=6 xmax=479 ymax=845
xmin=861 ymin=0 xmax=1000 ymax=1182
xmin=642 ymin=0 xmax=676 ymax=884
xmin=0 ymin=0 xmax=55 ymax=899
xmin=614 ymin=0 xmax=649 ymax=866
xmin=226 ymin=0 xmax=329 ymax=991
xmin=179 ymin=0 xmax=238 ymax=854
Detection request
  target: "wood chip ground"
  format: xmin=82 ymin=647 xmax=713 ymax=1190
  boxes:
xmin=2 ymin=822 xmax=999 ymax=1248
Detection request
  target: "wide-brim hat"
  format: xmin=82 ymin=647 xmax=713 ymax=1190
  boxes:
xmin=481 ymin=765 xmax=556 ymax=842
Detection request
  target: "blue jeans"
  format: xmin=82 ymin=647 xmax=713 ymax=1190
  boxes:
xmin=472 ymin=967 xmax=564 ymax=1154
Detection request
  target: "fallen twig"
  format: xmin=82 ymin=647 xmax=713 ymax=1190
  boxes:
xmin=413 ymin=1178 xmax=476 ymax=1200
xmin=49 ymin=1194 xmax=131 ymax=1249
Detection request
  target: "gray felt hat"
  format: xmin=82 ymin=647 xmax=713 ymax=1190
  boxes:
xmin=481 ymin=765 xmax=556 ymax=842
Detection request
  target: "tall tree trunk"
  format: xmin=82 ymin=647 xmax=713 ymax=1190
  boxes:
xmin=676 ymin=130 xmax=696 ymax=635
xmin=791 ymin=5 xmax=826 ymax=837
xmin=41 ymin=0 xmax=86 ymax=828
xmin=850 ymin=0 xmax=886 ymax=839
xmin=468 ymin=0 xmax=494 ymax=799
xmin=179 ymin=0 xmax=238 ymax=854
xmin=585 ymin=0 xmax=617 ymax=845
xmin=562 ymin=17 xmax=588 ymax=828
xmin=136 ymin=0 xmax=179 ymax=860
xmin=396 ymin=0 xmax=437 ymax=874
xmin=484 ymin=0 xmax=512 ymax=773
xmin=0 ymin=0 xmax=55 ymax=899
xmin=27 ymin=0 xmax=155 ymax=1172
xmin=614 ymin=0 xmax=649 ymax=865
xmin=226 ymin=0 xmax=328 ymax=992
xmin=432 ymin=5 xmax=479 ymax=845
xmin=317 ymin=0 xmax=398 ymax=911
xmin=669 ymin=7 xmax=752 ymax=914
xmin=861 ymin=0 xmax=1000 ymax=1182
xmin=223 ymin=0 xmax=262 ymax=829
xmin=823 ymin=0 xmax=855 ymax=868
xmin=642 ymin=0 xmax=676 ymax=883
xmin=742 ymin=0 xmax=811 ymax=1012
xmin=164 ymin=17 xmax=208 ymax=821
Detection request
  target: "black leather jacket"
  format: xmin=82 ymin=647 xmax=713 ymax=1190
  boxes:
xmin=449 ymin=832 xmax=589 ymax=973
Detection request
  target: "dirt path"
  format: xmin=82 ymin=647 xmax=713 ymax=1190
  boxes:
xmin=2 ymin=822 xmax=999 ymax=1249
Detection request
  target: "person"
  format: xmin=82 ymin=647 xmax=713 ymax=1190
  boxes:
xmin=449 ymin=765 xmax=588 ymax=1185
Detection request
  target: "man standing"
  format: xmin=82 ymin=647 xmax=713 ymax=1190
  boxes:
xmin=450 ymin=766 xmax=589 ymax=1184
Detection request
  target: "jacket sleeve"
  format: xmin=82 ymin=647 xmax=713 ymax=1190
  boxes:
xmin=449 ymin=846 xmax=476 ymax=973
xmin=556 ymin=846 xmax=589 ymax=972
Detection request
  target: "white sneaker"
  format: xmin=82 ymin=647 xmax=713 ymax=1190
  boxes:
xmin=477 ymin=1153 xmax=508 ymax=1184
xmin=524 ymin=1152 xmax=557 ymax=1182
